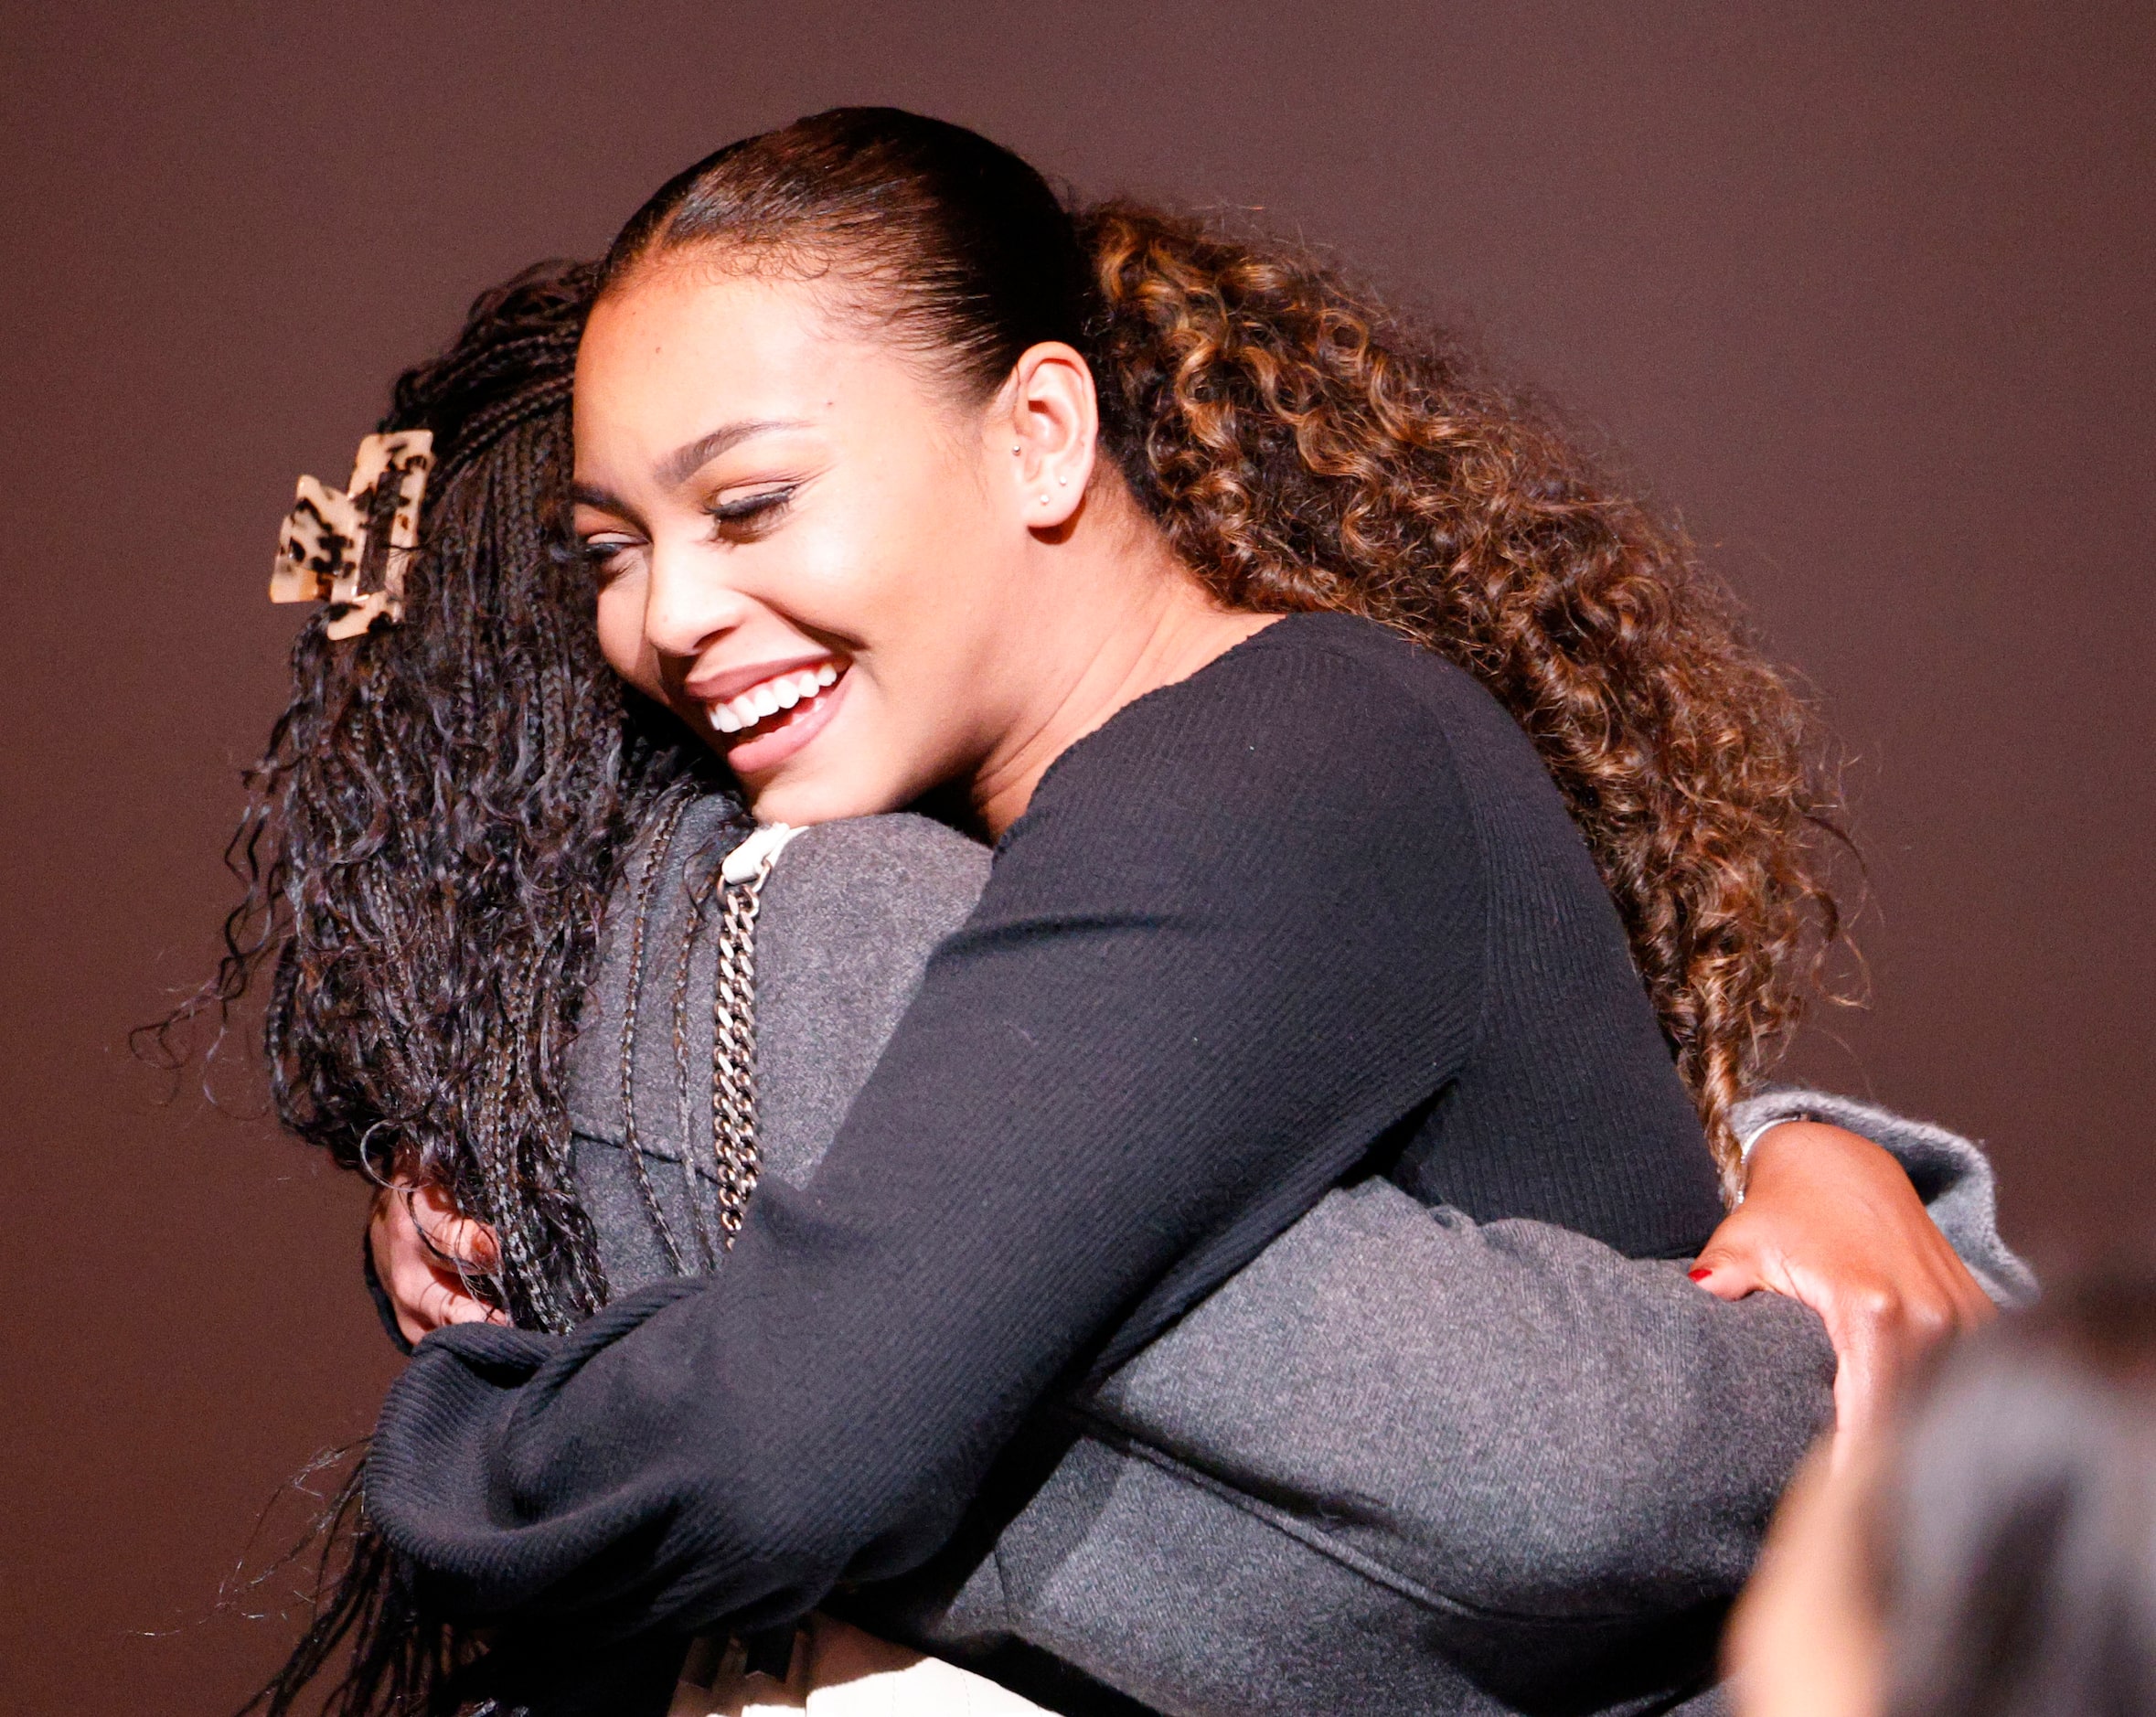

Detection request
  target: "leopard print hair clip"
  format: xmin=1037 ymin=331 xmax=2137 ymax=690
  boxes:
xmin=270 ymin=430 xmax=433 ymax=640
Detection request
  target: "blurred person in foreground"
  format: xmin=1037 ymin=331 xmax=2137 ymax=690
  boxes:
xmin=1729 ymin=1272 xmax=2156 ymax=1717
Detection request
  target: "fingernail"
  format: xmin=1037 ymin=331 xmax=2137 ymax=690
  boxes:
xmin=1688 ymin=1268 xmax=1713 ymax=1282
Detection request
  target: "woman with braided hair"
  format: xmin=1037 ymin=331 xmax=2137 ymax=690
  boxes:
xmin=215 ymin=112 xmax=2032 ymax=1716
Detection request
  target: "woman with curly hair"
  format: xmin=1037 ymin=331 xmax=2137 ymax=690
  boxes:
xmin=225 ymin=110 xmax=2029 ymax=1715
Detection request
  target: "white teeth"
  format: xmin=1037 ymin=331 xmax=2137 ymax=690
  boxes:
xmin=708 ymin=661 xmax=844 ymax=739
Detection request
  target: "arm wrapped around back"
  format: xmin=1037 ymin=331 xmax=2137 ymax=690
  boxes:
xmin=373 ymin=631 xmax=2026 ymax=1716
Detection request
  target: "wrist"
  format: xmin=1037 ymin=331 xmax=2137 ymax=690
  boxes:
xmin=1745 ymin=1120 xmax=1902 ymax=1206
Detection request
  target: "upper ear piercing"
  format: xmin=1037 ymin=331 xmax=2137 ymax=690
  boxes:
xmin=1057 ymin=475 xmax=1068 ymax=486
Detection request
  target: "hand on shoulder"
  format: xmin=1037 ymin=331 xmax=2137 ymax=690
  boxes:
xmin=1691 ymin=1122 xmax=1996 ymax=1452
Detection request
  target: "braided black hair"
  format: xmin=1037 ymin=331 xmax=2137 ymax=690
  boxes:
xmin=158 ymin=259 xmax=735 ymax=1715
xmin=173 ymin=259 xmax=731 ymax=1329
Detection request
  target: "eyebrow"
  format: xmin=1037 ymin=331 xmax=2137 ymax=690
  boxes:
xmin=571 ymin=417 xmax=810 ymax=515
xmin=658 ymin=417 xmax=806 ymax=488
xmin=571 ymin=479 xmax=631 ymax=512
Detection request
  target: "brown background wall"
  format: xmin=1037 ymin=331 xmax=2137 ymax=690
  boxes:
xmin=2 ymin=4 xmax=2149 ymax=1711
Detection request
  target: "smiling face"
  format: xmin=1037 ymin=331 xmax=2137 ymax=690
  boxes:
xmin=573 ymin=256 xmax=1080 ymax=827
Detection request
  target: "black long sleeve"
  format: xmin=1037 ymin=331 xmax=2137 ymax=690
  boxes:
xmin=364 ymin=613 xmax=1719 ymax=1639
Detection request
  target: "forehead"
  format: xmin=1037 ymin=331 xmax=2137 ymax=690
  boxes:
xmin=574 ymin=262 xmax=892 ymax=453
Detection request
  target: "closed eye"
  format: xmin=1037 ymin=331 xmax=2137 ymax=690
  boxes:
xmin=578 ymin=534 xmax=642 ymax=580
xmin=705 ymin=485 xmax=795 ymax=542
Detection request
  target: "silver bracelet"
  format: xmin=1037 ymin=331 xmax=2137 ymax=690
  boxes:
xmin=1734 ymin=1104 xmax=1818 ymax=1203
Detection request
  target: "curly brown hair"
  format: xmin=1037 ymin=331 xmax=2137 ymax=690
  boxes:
xmin=611 ymin=107 xmax=1849 ymax=1192
xmin=1082 ymin=205 xmax=1845 ymax=1192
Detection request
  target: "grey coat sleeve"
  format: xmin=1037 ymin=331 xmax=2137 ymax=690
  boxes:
xmin=1082 ymin=1178 xmax=1834 ymax=1616
xmin=1733 ymin=1087 xmax=2038 ymax=1307
xmin=918 ymin=1192 xmax=1827 ymax=1716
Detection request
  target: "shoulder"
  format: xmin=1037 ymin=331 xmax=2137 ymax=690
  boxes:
xmin=1022 ymin=612 xmax=1514 ymax=840
xmin=765 ymin=813 xmax=990 ymax=950
xmin=783 ymin=812 xmax=991 ymax=892
xmin=1230 ymin=612 xmax=1535 ymax=757
xmin=997 ymin=614 xmax=1495 ymax=949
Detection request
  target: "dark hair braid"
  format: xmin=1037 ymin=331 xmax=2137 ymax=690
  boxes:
xmin=168 ymin=261 xmax=729 ymax=1331
xmin=157 ymin=261 xmax=732 ymax=1717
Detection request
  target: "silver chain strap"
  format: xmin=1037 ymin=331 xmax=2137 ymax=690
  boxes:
xmin=708 ymin=837 xmax=781 ymax=1247
xmin=619 ymin=815 xmax=790 ymax=1263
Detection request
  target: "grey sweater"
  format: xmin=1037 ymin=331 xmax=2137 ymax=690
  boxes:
xmin=562 ymin=803 xmax=2030 ymax=1717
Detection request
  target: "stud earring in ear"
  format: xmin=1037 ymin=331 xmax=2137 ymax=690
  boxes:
xmin=1056 ymin=475 xmax=1068 ymax=486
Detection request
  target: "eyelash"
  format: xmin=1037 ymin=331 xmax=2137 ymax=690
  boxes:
xmin=577 ymin=485 xmax=796 ymax=574
xmin=704 ymin=485 xmax=795 ymax=539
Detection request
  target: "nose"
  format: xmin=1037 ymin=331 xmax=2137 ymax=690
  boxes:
xmin=643 ymin=538 xmax=751 ymax=661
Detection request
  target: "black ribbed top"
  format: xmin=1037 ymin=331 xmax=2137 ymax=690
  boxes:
xmin=365 ymin=613 xmax=1723 ymax=1645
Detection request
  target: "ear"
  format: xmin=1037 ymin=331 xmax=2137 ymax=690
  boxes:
xmin=998 ymin=342 xmax=1098 ymax=531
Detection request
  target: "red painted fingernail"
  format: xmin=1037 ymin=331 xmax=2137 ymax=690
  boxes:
xmin=1689 ymin=1268 xmax=1713 ymax=1281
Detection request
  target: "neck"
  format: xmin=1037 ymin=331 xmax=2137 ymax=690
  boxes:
xmin=966 ymin=515 xmax=1277 ymax=840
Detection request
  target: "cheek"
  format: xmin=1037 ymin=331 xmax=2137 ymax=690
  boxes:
xmin=802 ymin=547 xmax=991 ymax=761
xmin=795 ymin=464 xmax=1006 ymax=663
